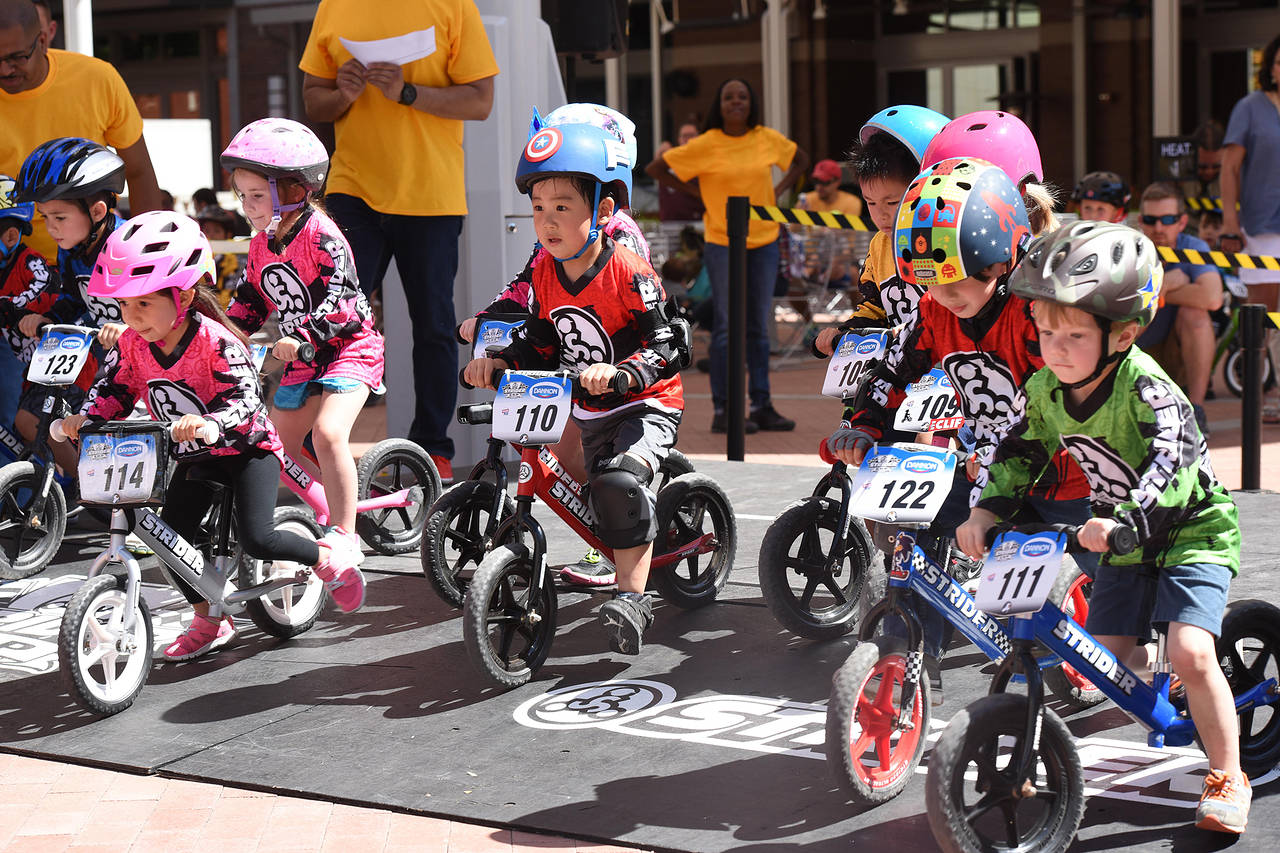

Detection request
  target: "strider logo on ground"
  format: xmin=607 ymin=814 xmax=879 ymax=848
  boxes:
xmin=1053 ymin=618 xmax=1139 ymax=695
xmin=514 ymin=680 xmax=1280 ymax=806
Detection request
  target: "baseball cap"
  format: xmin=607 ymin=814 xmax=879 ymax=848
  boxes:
xmin=812 ymin=159 xmax=842 ymax=183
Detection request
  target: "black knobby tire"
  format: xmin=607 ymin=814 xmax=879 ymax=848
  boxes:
xmin=759 ymin=496 xmax=883 ymax=640
xmin=355 ymin=438 xmax=442 ymax=555
xmin=1216 ymin=598 xmax=1280 ymax=777
xmin=1223 ymin=346 xmax=1276 ymax=398
xmin=463 ymin=545 xmax=558 ymax=689
xmin=926 ymin=693 xmax=1084 ymax=853
xmin=239 ymin=506 xmax=328 ymax=639
xmin=826 ymin=636 xmax=931 ymax=805
xmin=658 ymin=449 xmax=695 ymax=490
xmin=57 ymin=574 xmax=153 ymax=716
xmin=650 ymin=473 xmax=737 ymax=609
xmin=1040 ymin=560 xmax=1105 ymax=711
xmin=0 ymin=461 xmax=67 ymax=580
xmin=421 ymin=480 xmax=515 ymax=609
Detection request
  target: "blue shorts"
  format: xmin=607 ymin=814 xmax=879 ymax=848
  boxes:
xmin=1084 ymin=561 xmax=1232 ymax=639
xmin=273 ymin=376 xmax=367 ymax=411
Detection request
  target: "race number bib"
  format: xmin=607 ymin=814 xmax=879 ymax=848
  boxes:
xmin=473 ymin=318 xmax=525 ymax=360
xmin=492 ymin=371 xmax=572 ymax=445
xmin=822 ymin=331 xmax=888 ymax=399
xmin=894 ymin=367 xmax=964 ymax=432
xmin=850 ymin=443 xmax=955 ymax=524
xmin=78 ymin=430 xmax=164 ymax=505
xmin=250 ymin=343 xmax=271 ymax=372
xmin=975 ymin=530 xmax=1066 ymax=616
xmin=27 ymin=325 xmax=94 ymax=386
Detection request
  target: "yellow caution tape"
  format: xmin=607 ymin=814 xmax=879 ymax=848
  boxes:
xmin=749 ymin=204 xmax=869 ymax=232
xmin=1156 ymin=245 xmax=1280 ymax=272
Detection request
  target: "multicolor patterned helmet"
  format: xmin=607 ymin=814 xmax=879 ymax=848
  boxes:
xmin=1072 ymin=171 xmax=1131 ymax=209
xmin=0 ymin=174 xmax=35 ymax=236
xmin=859 ymin=105 xmax=950 ymax=166
xmin=1010 ymin=221 xmax=1163 ymax=325
xmin=921 ymin=111 xmax=1043 ymax=188
xmin=894 ymin=157 xmax=1030 ymax=286
xmin=16 ymin=137 xmax=125 ymax=204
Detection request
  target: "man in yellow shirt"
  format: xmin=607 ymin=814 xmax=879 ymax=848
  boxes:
xmin=0 ymin=0 xmax=162 ymax=262
xmin=301 ymin=0 xmax=498 ymax=482
xmin=799 ymin=158 xmax=863 ymax=219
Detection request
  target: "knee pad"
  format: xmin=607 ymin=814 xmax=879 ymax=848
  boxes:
xmin=589 ymin=454 xmax=656 ymax=550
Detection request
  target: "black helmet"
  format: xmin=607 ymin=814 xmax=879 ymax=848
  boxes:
xmin=1072 ymin=170 xmax=1131 ymax=209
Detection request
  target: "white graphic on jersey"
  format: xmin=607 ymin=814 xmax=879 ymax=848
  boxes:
xmin=551 ymin=306 xmax=612 ymax=370
xmin=634 ymin=274 xmax=662 ymax=311
xmin=880 ymin=280 xmax=923 ymax=327
xmin=941 ymin=352 xmax=1022 ymax=441
xmin=259 ymin=263 xmax=312 ymax=335
xmin=148 ymin=380 xmax=208 ymax=455
xmin=76 ymin=274 xmax=122 ymax=325
xmin=1060 ymin=434 xmax=1139 ymax=506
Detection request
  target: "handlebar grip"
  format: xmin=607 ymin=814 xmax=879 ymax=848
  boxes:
xmin=169 ymin=420 xmax=220 ymax=445
xmin=491 ymin=367 xmax=506 ymax=389
xmin=296 ymin=341 xmax=316 ymax=363
xmin=609 ymin=370 xmax=631 ymax=395
xmin=1108 ymin=525 xmax=1138 ymax=556
xmin=49 ymin=418 xmax=68 ymax=443
xmin=458 ymin=367 xmax=475 ymax=390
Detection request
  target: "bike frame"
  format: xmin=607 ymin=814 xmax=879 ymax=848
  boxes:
xmin=276 ymin=448 xmax=416 ymax=527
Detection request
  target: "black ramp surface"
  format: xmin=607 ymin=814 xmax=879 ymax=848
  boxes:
xmin=0 ymin=462 xmax=1276 ymax=852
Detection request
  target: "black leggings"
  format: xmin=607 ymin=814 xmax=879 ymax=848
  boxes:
xmin=161 ymin=452 xmax=321 ymax=605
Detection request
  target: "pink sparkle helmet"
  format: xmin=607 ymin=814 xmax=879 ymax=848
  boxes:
xmin=89 ymin=211 xmax=216 ymax=328
xmin=221 ymin=118 xmax=329 ymax=235
xmin=920 ymin=110 xmax=1043 ymax=189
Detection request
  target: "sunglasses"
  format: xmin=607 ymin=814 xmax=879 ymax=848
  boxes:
xmin=1141 ymin=213 xmax=1181 ymax=226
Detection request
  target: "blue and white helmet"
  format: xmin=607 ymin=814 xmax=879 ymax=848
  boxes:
xmin=16 ymin=137 xmax=126 ymax=204
xmin=538 ymin=103 xmax=638 ymax=175
xmin=0 ymin=175 xmax=35 ymax=235
xmin=515 ymin=121 xmax=633 ymax=209
xmin=859 ymin=105 xmax=951 ymax=166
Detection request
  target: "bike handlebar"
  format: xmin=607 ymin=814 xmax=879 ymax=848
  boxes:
xmin=296 ymin=341 xmax=316 ymax=363
xmin=984 ymin=522 xmax=1138 ymax=556
xmin=459 ymin=367 xmax=630 ymax=399
xmin=50 ymin=418 xmax=220 ymax=446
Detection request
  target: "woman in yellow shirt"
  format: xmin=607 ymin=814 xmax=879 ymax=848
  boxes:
xmin=646 ymin=78 xmax=808 ymax=433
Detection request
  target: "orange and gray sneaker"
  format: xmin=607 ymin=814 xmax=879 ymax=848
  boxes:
xmin=1195 ymin=768 xmax=1250 ymax=834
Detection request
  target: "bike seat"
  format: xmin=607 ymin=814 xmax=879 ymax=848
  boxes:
xmin=185 ymin=461 xmax=235 ymax=488
xmin=458 ymin=403 xmax=493 ymax=425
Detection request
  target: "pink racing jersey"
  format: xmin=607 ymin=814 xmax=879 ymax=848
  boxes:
xmin=81 ymin=312 xmax=283 ymax=460
xmin=481 ymin=211 xmax=650 ymax=315
xmin=230 ymin=208 xmax=384 ymax=390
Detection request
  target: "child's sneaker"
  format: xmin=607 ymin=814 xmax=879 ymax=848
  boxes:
xmin=163 ymin=614 xmax=236 ymax=661
xmin=124 ymin=532 xmax=154 ymax=556
xmin=598 ymin=592 xmax=654 ymax=655
xmin=314 ymin=548 xmax=367 ymax=613
xmin=321 ymin=525 xmax=364 ymax=566
xmin=1195 ymin=769 xmax=1250 ymax=834
xmin=560 ymin=548 xmax=616 ymax=586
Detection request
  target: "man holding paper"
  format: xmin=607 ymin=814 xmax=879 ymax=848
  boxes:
xmin=300 ymin=0 xmax=498 ymax=482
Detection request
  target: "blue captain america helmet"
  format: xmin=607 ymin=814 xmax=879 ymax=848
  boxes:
xmin=515 ymin=121 xmax=632 ymax=210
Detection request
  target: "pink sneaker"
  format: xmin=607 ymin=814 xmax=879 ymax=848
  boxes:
xmin=321 ymin=525 xmax=364 ymax=566
xmin=315 ymin=548 xmax=367 ymax=613
xmin=163 ymin=614 xmax=236 ymax=661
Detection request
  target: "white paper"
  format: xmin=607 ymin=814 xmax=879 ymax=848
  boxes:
xmin=340 ymin=28 xmax=436 ymax=67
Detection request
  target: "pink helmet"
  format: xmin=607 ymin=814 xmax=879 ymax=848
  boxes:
xmin=220 ymin=118 xmax=329 ymax=192
xmin=89 ymin=211 xmax=215 ymax=327
xmin=921 ymin=110 xmax=1043 ymax=188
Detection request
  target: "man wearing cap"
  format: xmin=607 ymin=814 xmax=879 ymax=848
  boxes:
xmin=795 ymin=158 xmax=861 ymax=293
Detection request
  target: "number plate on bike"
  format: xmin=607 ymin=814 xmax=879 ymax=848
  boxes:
xmin=473 ymin=318 xmax=525 ymax=360
xmin=974 ymin=530 xmax=1066 ymax=616
xmin=27 ymin=325 xmax=94 ymax=386
xmin=822 ymin=331 xmax=888 ymax=399
xmin=492 ymin=371 xmax=572 ymax=445
xmin=78 ymin=423 xmax=168 ymax=506
xmin=850 ymin=443 xmax=955 ymax=523
xmin=894 ymin=367 xmax=964 ymax=432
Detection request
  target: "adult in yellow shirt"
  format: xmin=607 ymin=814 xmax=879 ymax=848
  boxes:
xmin=300 ymin=0 xmax=498 ymax=482
xmin=0 ymin=0 xmax=162 ymax=262
xmin=798 ymin=158 xmax=863 ymax=219
xmin=646 ymin=78 xmax=808 ymax=434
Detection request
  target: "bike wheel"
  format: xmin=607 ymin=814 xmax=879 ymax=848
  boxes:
xmin=658 ymin=449 xmax=694 ymax=490
xmin=1224 ymin=346 xmax=1276 ymax=398
xmin=239 ymin=507 xmax=328 ymax=639
xmin=421 ymin=480 xmax=515 ymax=608
xmin=650 ymin=473 xmax=737 ymax=610
xmin=1041 ymin=561 xmax=1105 ymax=711
xmin=0 ymin=461 xmax=66 ymax=580
xmin=826 ymin=636 xmax=931 ymax=805
xmin=355 ymin=438 xmax=442 ymax=556
xmin=1216 ymin=598 xmax=1280 ymax=777
xmin=926 ymin=693 xmax=1084 ymax=853
xmin=759 ymin=496 xmax=883 ymax=640
xmin=463 ymin=545 xmax=558 ymax=689
xmin=57 ymin=574 xmax=153 ymax=716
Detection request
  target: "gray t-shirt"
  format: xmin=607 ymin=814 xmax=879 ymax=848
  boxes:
xmin=1223 ymin=90 xmax=1280 ymax=236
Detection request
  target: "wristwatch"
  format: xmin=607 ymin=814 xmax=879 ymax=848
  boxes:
xmin=398 ymin=82 xmax=417 ymax=106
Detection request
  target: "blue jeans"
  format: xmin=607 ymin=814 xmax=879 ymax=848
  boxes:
xmin=702 ymin=239 xmax=780 ymax=411
xmin=0 ymin=344 xmax=20 ymax=432
xmin=325 ymin=194 xmax=461 ymax=459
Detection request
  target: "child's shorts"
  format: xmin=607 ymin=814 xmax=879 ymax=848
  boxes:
xmin=273 ymin=376 xmax=369 ymax=411
xmin=19 ymin=383 xmax=86 ymax=420
xmin=577 ymin=407 xmax=680 ymax=484
xmin=1084 ymin=561 xmax=1232 ymax=638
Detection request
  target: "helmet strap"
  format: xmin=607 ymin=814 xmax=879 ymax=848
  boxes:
xmin=69 ymin=196 xmax=114 ymax=262
xmin=560 ymin=183 xmax=604 ymax=263
xmin=169 ymin=286 xmax=190 ymax=330
xmin=265 ymin=176 xmax=306 ymax=238
xmin=1061 ymin=315 xmax=1125 ymax=390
